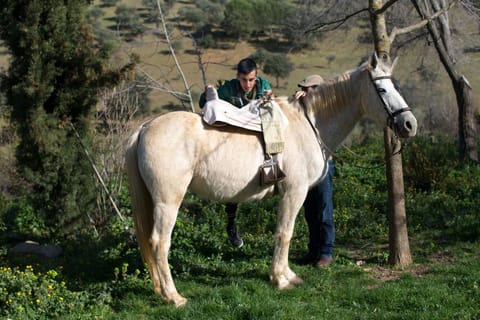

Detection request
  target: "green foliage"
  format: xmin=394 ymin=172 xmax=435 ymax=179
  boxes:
xmin=222 ymin=0 xmax=255 ymax=40
xmin=0 ymin=0 xmax=125 ymax=237
xmin=2 ymin=196 xmax=48 ymax=239
xmin=250 ymin=49 xmax=294 ymax=88
xmin=400 ymin=136 xmax=480 ymax=241
xmin=0 ymin=265 xmax=90 ymax=319
xmin=197 ymin=34 xmax=217 ymax=49
xmin=403 ymin=136 xmax=460 ymax=191
xmin=1 ymin=135 xmax=480 ymax=318
xmin=178 ymin=0 xmax=225 ymax=34
xmin=115 ymin=4 xmax=146 ymax=39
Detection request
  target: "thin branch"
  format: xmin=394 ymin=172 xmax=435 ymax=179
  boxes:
xmin=305 ymin=8 xmax=370 ymax=34
xmin=461 ymin=0 xmax=480 ymax=18
xmin=136 ymin=66 xmax=191 ymax=102
xmin=389 ymin=0 xmax=460 ymax=43
xmin=373 ymin=0 xmax=402 ymax=15
xmin=155 ymin=0 xmax=195 ymax=112
xmin=187 ymin=32 xmax=208 ymax=88
xmin=70 ymin=122 xmax=124 ymax=222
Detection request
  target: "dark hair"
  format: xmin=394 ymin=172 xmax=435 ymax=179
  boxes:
xmin=237 ymin=58 xmax=257 ymax=75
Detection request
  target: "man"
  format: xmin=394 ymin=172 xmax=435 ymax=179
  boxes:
xmin=295 ymin=75 xmax=336 ymax=268
xmin=199 ymin=57 xmax=273 ymax=248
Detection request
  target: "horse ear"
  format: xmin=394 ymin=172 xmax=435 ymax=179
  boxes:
xmin=391 ymin=56 xmax=399 ymax=71
xmin=370 ymin=52 xmax=379 ymax=69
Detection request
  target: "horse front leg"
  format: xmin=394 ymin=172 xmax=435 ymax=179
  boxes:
xmin=270 ymin=192 xmax=305 ymax=290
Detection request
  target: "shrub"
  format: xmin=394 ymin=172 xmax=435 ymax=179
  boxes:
xmin=0 ymin=265 xmax=89 ymax=319
xmin=403 ymin=136 xmax=459 ymax=191
xmin=2 ymin=196 xmax=49 ymax=239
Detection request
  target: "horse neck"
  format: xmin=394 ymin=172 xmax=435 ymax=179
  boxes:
xmin=308 ymin=69 xmax=370 ymax=151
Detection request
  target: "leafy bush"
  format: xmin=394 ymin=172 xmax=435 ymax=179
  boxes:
xmin=403 ymin=136 xmax=460 ymax=191
xmin=2 ymin=196 xmax=49 ymax=239
xmin=0 ymin=265 xmax=89 ymax=319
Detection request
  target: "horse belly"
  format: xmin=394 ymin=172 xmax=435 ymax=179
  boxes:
xmin=189 ymin=135 xmax=274 ymax=202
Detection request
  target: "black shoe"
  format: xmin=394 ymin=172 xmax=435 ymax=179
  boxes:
xmin=295 ymin=252 xmax=318 ymax=265
xmin=227 ymin=224 xmax=244 ymax=248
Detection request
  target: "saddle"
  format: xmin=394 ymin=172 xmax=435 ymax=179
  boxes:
xmin=202 ymin=86 xmax=287 ymax=185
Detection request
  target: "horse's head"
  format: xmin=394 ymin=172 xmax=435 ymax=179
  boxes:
xmin=366 ymin=53 xmax=417 ymax=138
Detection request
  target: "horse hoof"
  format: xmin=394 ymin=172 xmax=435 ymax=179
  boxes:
xmin=164 ymin=294 xmax=187 ymax=308
xmin=274 ymin=275 xmax=303 ymax=290
xmin=274 ymin=277 xmax=295 ymax=290
xmin=289 ymin=275 xmax=304 ymax=286
xmin=171 ymin=296 xmax=187 ymax=308
xmin=174 ymin=297 xmax=187 ymax=308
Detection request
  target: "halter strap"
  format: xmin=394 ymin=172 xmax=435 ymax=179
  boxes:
xmin=371 ymin=75 xmax=392 ymax=81
xmin=369 ymin=72 xmax=412 ymax=123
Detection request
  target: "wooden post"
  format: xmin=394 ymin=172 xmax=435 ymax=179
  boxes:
xmin=384 ymin=126 xmax=412 ymax=266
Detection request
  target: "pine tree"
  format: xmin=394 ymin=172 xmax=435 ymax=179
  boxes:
xmin=0 ymin=0 xmax=125 ymax=236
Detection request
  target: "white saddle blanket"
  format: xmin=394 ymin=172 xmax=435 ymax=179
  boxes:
xmin=202 ymin=87 xmax=288 ymax=133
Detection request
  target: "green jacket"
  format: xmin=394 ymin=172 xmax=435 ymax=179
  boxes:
xmin=199 ymin=76 xmax=272 ymax=108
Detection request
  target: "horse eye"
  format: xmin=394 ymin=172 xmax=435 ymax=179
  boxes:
xmin=377 ymin=88 xmax=387 ymax=94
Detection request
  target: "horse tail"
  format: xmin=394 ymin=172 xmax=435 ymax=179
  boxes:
xmin=125 ymin=125 xmax=160 ymax=291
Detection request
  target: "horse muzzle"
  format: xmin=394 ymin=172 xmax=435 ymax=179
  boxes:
xmin=394 ymin=111 xmax=417 ymax=138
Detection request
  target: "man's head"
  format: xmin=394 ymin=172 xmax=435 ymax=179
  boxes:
xmin=298 ymin=74 xmax=324 ymax=92
xmin=236 ymin=58 xmax=258 ymax=93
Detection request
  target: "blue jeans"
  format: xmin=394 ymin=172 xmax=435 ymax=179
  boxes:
xmin=303 ymin=159 xmax=335 ymax=258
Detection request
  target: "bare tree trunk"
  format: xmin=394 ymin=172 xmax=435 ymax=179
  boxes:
xmin=459 ymin=76 xmax=477 ymax=161
xmin=384 ymin=127 xmax=413 ymax=266
xmin=370 ymin=0 xmax=413 ymax=266
xmin=369 ymin=0 xmax=392 ymax=61
xmin=412 ymin=0 xmax=478 ymax=161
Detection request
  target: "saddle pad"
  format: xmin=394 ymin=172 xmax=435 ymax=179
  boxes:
xmin=202 ymin=86 xmax=288 ymax=133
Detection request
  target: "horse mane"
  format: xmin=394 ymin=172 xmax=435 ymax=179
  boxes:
xmin=300 ymin=62 xmax=370 ymax=118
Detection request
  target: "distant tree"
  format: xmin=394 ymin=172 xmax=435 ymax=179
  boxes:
xmin=178 ymin=0 xmax=225 ymax=46
xmin=178 ymin=7 xmax=209 ymax=31
xmin=86 ymin=5 xmax=105 ymax=21
xmin=222 ymin=0 xmax=255 ymax=40
xmin=250 ymin=49 xmax=293 ymax=88
xmin=0 ymin=0 xmax=130 ymax=236
xmin=115 ymin=4 xmax=146 ymax=39
xmin=251 ymin=0 xmax=292 ymax=38
xmin=86 ymin=6 xmax=116 ymax=44
xmin=411 ymin=0 xmax=478 ymax=161
xmin=142 ymin=0 xmax=173 ymax=27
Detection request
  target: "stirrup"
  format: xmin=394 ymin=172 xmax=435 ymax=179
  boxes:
xmin=259 ymin=154 xmax=286 ymax=186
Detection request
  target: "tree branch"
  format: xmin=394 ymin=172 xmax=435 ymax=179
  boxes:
xmin=70 ymin=122 xmax=124 ymax=222
xmin=155 ymin=0 xmax=195 ymax=112
xmin=373 ymin=0 xmax=402 ymax=15
xmin=305 ymin=8 xmax=370 ymax=34
xmin=389 ymin=0 xmax=460 ymax=43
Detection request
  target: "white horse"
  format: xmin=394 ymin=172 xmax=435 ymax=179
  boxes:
xmin=125 ymin=53 xmax=417 ymax=307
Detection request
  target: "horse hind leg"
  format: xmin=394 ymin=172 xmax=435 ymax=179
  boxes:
xmin=150 ymin=201 xmax=187 ymax=308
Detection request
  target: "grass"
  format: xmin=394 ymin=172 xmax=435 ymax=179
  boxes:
xmin=49 ymin=241 xmax=479 ymax=320
xmin=1 ymin=136 xmax=480 ymax=319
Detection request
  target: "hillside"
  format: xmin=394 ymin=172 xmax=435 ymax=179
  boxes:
xmin=1 ymin=1 xmax=479 ymax=133
xmin=98 ymin=0 xmax=480 ymax=134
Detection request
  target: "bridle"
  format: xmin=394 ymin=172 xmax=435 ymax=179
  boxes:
xmin=369 ymin=73 xmax=412 ymax=127
xmin=302 ymin=70 xmax=412 ymax=167
xmin=369 ymin=73 xmax=411 ymax=157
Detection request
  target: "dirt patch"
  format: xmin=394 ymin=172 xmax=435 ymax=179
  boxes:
xmin=362 ymin=249 xmax=455 ymax=284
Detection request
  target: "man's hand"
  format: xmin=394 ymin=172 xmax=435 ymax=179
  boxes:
xmin=294 ymin=90 xmax=306 ymax=100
